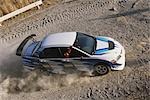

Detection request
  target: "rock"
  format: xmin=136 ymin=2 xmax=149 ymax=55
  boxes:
xmin=62 ymin=0 xmax=75 ymax=3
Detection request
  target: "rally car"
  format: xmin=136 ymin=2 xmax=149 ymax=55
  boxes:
xmin=16 ymin=32 xmax=125 ymax=76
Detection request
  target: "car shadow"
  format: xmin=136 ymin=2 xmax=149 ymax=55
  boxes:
xmin=125 ymin=58 xmax=149 ymax=68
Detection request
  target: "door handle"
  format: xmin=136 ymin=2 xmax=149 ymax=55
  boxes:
xmin=61 ymin=59 xmax=70 ymax=62
xmin=40 ymin=59 xmax=47 ymax=63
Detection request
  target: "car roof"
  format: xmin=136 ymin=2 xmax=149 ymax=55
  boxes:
xmin=41 ymin=32 xmax=77 ymax=48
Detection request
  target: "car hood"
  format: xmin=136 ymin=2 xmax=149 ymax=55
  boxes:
xmin=94 ymin=37 xmax=112 ymax=55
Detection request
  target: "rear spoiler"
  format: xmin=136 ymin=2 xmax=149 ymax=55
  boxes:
xmin=16 ymin=34 xmax=36 ymax=56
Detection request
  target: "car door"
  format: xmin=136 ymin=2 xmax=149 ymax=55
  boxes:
xmin=39 ymin=47 xmax=66 ymax=74
xmin=61 ymin=47 xmax=94 ymax=72
xmin=38 ymin=47 xmax=94 ymax=74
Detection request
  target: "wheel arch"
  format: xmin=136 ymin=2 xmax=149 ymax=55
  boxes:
xmin=94 ymin=60 xmax=112 ymax=69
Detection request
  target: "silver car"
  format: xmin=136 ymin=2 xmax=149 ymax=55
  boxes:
xmin=16 ymin=32 xmax=125 ymax=76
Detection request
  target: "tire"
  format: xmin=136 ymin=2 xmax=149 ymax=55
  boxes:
xmin=93 ymin=64 xmax=110 ymax=76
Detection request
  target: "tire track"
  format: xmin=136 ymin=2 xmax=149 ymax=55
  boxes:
xmin=0 ymin=0 xmax=145 ymax=44
xmin=0 ymin=0 xmax=113 ymax=44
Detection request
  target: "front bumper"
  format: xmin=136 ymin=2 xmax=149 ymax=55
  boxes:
xmin=111 ymin=47 xmax=125 ymax=70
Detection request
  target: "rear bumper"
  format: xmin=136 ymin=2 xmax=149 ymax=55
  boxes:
xmin=22 ymin=56 xmax=40 ymax=70
xmin=24 ymin=66 xmax=35 ymax=71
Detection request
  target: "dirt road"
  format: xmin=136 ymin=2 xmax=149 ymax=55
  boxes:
xmin=0 ymin=0 xmax=150 ymax=100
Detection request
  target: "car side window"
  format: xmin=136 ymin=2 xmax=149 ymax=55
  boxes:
xmin=39 ymin=47 xmax=62 ymax=58
xmin=70 ymin=48 xmax=88 ymax=57
xmin=60 ymin=47 xmax=88 ymax=58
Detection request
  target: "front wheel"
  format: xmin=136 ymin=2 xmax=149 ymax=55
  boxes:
xmin=93 ymin=64 xmax=110 ymax=76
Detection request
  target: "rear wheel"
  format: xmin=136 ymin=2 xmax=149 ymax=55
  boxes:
xmin=93 ymin=64 xmax=110 ymax=76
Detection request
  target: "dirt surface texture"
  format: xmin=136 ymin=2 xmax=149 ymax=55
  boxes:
xmin=0 ymin=0 xmax=150 ymax=100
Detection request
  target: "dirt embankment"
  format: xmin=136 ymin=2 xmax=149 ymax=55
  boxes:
xmin=0 ymin=0 xmax=63 ymax=17
xmin=0 ymin=0 xmax=150 ymax=100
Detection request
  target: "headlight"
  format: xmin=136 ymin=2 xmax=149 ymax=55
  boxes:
xmin=111 ymin=50 xmax=122 ymax=64
xmin=116 ymin=55 xmax=121 ymax=61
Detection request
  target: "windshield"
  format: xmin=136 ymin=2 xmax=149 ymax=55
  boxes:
xmin=73 ymin=32 xmax=96 ymax=54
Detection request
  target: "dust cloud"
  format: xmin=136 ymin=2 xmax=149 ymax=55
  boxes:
xmin=0 ymin=44 xmax=90 ymax=95
xmin=0 ymin=70 xmax=90 ymax=94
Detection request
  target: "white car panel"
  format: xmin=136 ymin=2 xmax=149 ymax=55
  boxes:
xmin=42 ymin=32 xmax=77 ymax=48
xmin=16 ymin=32 xmax=126 ymax=75
xmin=96 ymin=40 xmax=109 ymax=50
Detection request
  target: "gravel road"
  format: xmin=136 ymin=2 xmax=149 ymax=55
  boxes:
xmin=0 ymin=0 xmax=150 ymax=100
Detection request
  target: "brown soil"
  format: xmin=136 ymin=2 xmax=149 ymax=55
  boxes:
xmin=0 ymin=0 xmax=61 ymax=17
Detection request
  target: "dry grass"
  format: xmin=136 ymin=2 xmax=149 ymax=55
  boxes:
xmin=0 ymin=0 xmax=60 ymax=17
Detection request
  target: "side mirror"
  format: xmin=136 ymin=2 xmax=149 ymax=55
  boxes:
xmin=80 ymin=56 xmax=83 ymax=59
xmin=92 ymin=51 xmax=95 ymax=54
